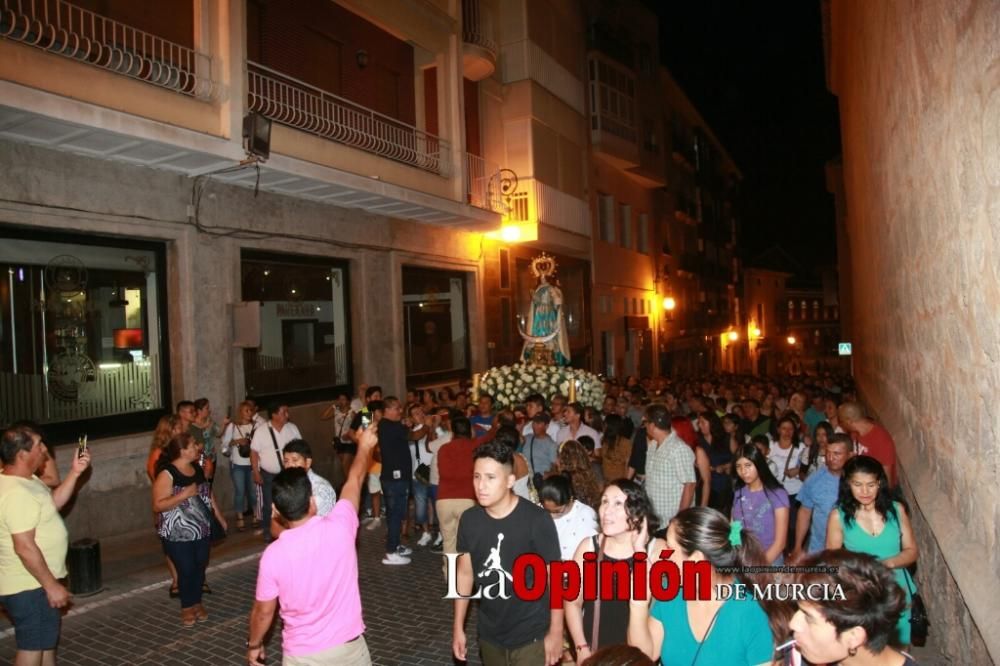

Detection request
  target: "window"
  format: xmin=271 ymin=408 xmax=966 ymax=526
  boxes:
xmin=637 ymin=213 xmax=649 ymax=254
xmin=620 ymin=204 xmax=632 ymax=249
xmin=599 ymin=194 xmax=616 ymax=243
xmin=241 ymin=251 xmax=351 ymax=403
xmin=500 ymin=297 xmax=512 ymax=348
xmin=499 ymin=248 xmax=510 ymax=289
xmin=589 ymin=57 xmax=636 ymax=142
xmin=0 ymin=227 xmax=170 ymax=439
xmin=401 ymin=266 xmax=469 ymax=383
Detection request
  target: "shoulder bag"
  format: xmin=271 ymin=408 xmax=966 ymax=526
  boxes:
xmin=589 ymin=535 xmax=606 ymax=652
xmin=268 ymin=426 xmax=284 ymax=470
xmin=903 ymin=567 xmax=929 ymax=646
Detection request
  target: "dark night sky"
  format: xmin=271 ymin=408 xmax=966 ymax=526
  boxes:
xmin=651 ymin=1 xmax=842 ymax=269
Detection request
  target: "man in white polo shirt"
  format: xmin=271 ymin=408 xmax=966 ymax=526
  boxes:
xmin=251 ymin=403 xmax=301 ymax=543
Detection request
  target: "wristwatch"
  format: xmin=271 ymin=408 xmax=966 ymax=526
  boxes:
xmin=246 ymin=639 xmax=262 ymax=650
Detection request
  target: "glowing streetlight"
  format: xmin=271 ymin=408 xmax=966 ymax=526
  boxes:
xmin=787 ymin=335 xmax=797 ymax=345
xmin=728 ymin=330 xmax=739 ymax=342
xmin=662 ymin=296 xmax=676 ymax=311
xmin=752 ymin=327 xmax=761 ymax=338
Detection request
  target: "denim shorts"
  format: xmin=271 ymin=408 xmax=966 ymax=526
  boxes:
xmin=0 ymin=586 xmax=61 ymax=650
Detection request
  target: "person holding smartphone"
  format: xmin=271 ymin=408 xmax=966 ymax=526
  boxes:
xmin=0 ymin=424 xmax=91 ymax=665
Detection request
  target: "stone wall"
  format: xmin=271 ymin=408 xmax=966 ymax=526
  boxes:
xmin=828 ymin=0 xmax=1000 ymax=661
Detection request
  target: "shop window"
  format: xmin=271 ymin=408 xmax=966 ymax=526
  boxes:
xmin=0 ymin=227 xmax=170 ymax=439
xmin=402 ymin=266 xmax=469 ymax=384
xmin=241 ymin=251 xmax=351 ymax=403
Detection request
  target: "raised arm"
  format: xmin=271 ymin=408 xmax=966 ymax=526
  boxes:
xmin=341 ymin=427 xmax=377 ymax=511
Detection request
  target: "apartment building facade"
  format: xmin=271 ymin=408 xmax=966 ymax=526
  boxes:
xmin=0 ymin=0 xmax=592 ymax=538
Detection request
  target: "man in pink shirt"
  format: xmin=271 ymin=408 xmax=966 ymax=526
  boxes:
xmin=246 ymin=427 xmax=377 ymax=664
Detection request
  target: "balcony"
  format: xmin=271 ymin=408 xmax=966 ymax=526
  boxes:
xmin=248 ymin=62 xmax=450 ymax=176
xmin=0 ymin=0 xmax=215 ymax=100
xmin=461 ymin=0 xmax=497 ymax=81
xmin=588 ymin=55 xmax=639 ymax=168
xmin=464 ymin=153 xmax=509 ymax=214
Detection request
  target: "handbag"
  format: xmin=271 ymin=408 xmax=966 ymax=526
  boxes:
xmin=236 ymin=424 xmax=256 ymax=458
xmin=414 ymin=463 xmax=431 ymax=484
xmin=590 ymin=535 xmax=605 ymax=651
xmin=903 ymin=568 xmax=929 ymax=646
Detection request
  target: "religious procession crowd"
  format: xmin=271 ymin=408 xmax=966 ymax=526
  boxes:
xmin=0 ymin=374 xmax=925 ymax=666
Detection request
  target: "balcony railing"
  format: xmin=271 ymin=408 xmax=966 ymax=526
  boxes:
xmin=0 ymin=0 xmax=215 ymax=99
xmin=248 ymin=61 xmax=450 ymax=176
xmin=464 ymin=153 xmax=507 ymax=214
xmin=462 ymin=0 xmax=497 ymax=59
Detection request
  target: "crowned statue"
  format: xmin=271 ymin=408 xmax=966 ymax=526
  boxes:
xmin=519 ymin=254 xmax=571 ymax=366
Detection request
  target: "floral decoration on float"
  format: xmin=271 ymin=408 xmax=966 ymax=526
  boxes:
xmin=477 ymin=364 xmax=605 ymax=410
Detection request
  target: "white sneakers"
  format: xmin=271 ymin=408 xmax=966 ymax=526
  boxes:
xmin=417 ymin=531 xmax=433 ymax=547
xmin=364 ymin=517 xmax=382 ymax=531
xmin=396 ymin=545 xmax=413 ymax=556
xmin=382 ymin=552 xmax=411 ymax=565
xmin=432 ymin=532 xmax=443 ymax=547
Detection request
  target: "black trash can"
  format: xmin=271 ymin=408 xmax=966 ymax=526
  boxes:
xmin=67 ymin=538 xmax=102 ymax=596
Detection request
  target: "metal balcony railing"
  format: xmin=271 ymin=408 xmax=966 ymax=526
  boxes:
xmin=0 ymin=0 xmax=215 ymax=99
xmin=247 ymin=61 xmax=450 ymax=176
xmin=461 ymin=0 xmax=497 ymax=58
xmin=464 ymin=153 xmax=507 ymax=214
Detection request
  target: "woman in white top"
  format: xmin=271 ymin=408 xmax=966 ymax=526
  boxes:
xmin=221 ymin=401 xmax=257 ymax=531
xmin=538 ymin=475 xmax=598 ymax=560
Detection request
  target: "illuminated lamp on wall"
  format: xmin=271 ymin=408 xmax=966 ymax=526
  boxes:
xmin=113 ymin=328 xmax=144 ymax=349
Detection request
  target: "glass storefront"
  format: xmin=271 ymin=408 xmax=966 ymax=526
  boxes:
xmin=0 ymin=228 xmax=169 ymax=437
xmin=240 ymin=251 xmax=351 ymax=402
xmin=402 ymin=266 xmax=469 ymax=385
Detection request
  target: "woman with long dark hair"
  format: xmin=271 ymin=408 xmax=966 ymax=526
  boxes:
xmin=557 ymin=440 xmax=603 ymax=509
xmin=801 ymin=421 xmax=835 ymax=479
xmin=600 ymin=415 xmax=633 ymax=482
xmin=722 ymin=412 xmax=747 ymax=454
xmin=567 ymin=479 xmax=659 ymax=664
xmin=826 ymin=456 xmax=918 ymax=647
xmin=628 ymin=507 xmax=774 ymax=665
xmin=731 ymin=444 xmax=789 ymax=564
xmin=152 ymin=433 xmax=227 ymax=626
xmin=788 ymin=550 xmax=917 ymax=665
xmin=696 ymin=411 xmax=734 ymax=514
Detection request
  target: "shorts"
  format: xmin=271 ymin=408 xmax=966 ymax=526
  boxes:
xmin=367 ymin=473 xmax=382 ymax=494
xmin=0 ymin=587 xmax=61 ymax=651
xmin=334 ymin=442 xmax=358 ymax=455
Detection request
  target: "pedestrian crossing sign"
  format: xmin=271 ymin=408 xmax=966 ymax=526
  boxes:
xmin=838 ymin=342 xmax=852 ymax=356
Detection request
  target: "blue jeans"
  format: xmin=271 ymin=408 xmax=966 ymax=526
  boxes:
xmin=231 ymin=464 xmax=252 ymax=515
xmin=162 ymin=538 xmax=210 ymax=609
xmin=382 ymin=479 xmax=410 ymax=553
xmin=412 ymin=478 xmax=433 ymax=525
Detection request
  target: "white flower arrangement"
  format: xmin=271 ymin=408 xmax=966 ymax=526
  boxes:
xmin=479 ymin=364 xmax=605 ymax=410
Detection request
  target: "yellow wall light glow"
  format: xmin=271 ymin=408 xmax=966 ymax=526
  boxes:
xmin=485 ymin=221 xmax=538 ymax=243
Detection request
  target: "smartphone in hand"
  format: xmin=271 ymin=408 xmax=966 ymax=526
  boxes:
xmin=77 ymin=434 xmax=88 ymax=459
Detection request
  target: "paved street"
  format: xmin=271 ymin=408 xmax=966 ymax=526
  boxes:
xmin=0 ymin=523 xmax=481 ymax=665
xmin=0 ymin=520 xmax=949 ymax=665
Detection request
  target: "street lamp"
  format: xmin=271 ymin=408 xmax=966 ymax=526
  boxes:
xmin=787 ymin=335 xmax=797 ymax=345
xmin=662 ymin=296 xmax=676 ymax=312
xmin=728 ymin=330 xmax=739 ymax=342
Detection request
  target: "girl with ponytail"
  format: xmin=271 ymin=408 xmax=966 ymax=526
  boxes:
xmin=627 ymin=507 xmax=775 ymax=665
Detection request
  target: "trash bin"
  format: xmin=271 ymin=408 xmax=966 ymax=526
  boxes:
xmin=67 ymin=538 xmax=102 ymax=596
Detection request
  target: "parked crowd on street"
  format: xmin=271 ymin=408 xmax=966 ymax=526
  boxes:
xmin=0 ymin=372 xmax=923 ymax=666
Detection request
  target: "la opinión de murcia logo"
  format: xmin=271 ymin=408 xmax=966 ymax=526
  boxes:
xmin=444 ymin=536 xmax=844 ymax=608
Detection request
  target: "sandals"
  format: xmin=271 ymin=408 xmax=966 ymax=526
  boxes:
xmin=236 ymin=517 xmax=246 ymax=532
xmin=169 ymin=585 xmax=179 ymax=599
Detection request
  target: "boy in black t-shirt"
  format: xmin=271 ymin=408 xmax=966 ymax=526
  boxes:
xmin=452 ymin=441 xmax=563 ymax=665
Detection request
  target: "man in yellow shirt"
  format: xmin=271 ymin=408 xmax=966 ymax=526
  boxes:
xmin=0 ymin=425 xmax=91 ymax=665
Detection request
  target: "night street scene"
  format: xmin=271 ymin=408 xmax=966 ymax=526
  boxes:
xmin=0 ymin=0 xmax=996 ymax=664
